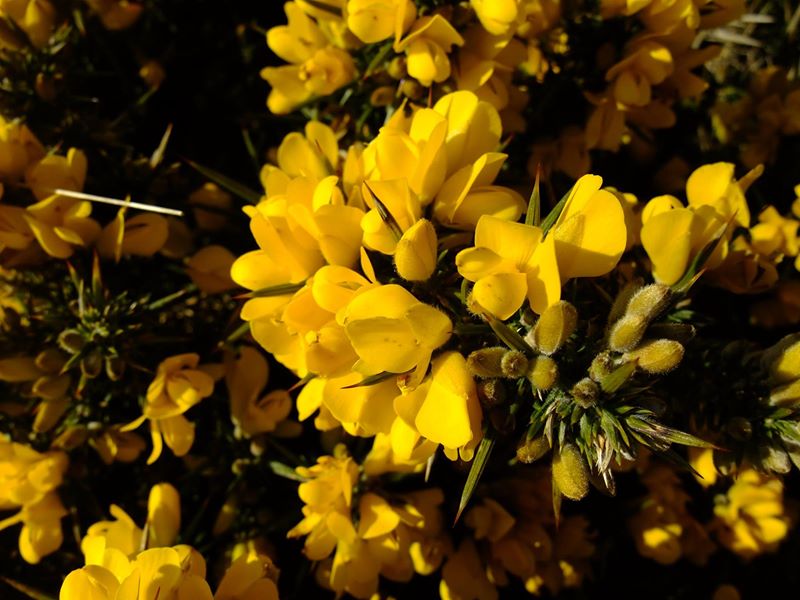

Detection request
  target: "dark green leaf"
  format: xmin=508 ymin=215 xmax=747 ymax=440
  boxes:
xmin=184 ymin=158 xmax=262 ymax=204
xmin=456 ymin=433 xmax=495 ymax=523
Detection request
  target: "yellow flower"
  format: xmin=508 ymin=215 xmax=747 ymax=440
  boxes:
xmin=245 ymin=264 xmax=372 ymax=378
xmin=225 ymin=346 xmax=293 ymax=438
xmin=393 ymin=11 xmax=464 ymax=87
xmin=0 ymin=0 xmax=56 ymax=48
xmin=439 ymin=540 xmax=497 ymax=600
xmin=273 ymin=120 xmax=341 ymax=181
xmin=21 ymin=149 xmax=101 ymax=259
xmin=550 ymin=174 xmax=627 ymax=280
xmin=0 ymin=115 xmax=43 ymax=181
xmin=305 ymin=371 xmax=398 ymax=436
xmin=711 ymin=470 xmax=791 ymax=559
xmin=640 ymin=195 xmax=727 ymax=286
xmin=360 ymin=179 xmax=422 ymax=254
xmin=90 ymin=426 xmax=146 ymax=465
xmin=290 ymin=450 xmax=445 ymax=598
xmin=346 ymin=0 xmax=416 ymax=43
xmin=25 ymin=147 xmax=87 ymax=200
xmin=0 ymin=436 xmax=68 ymax=563
xmin=605 ymin=40 xmax=673 ymax=107
xmin=433 ymin=152 xmax=526 ymax=230
xmin=214 ymin=552 xmax=280 ymax=600
xmin=363 ymin=110 xmax=448 ymax=205
xmin=232 ymin=166 xmax=364 ymax=319
xmin=267 ymin=2 xmax=328 ymax=65
xmin=97 ymin=209 xmax=169 ymax=261
xmin=342 ymin=284 xmax=452 ymax=383
xmin=641 ymin=162 xmax=760 ymax=287
xmin=80 ymin=483 xmax=181 ymax=564
xmin=61 ymin=545 xmax=213 ymax=600
xmin=456 ymin=215 xmax=559 ymax=319
xmin=457 ymin=174 xmax=625 ymax=319
xmin=186 ymin=245 xmax=237 ymax=294
xmin=121 ymin=353 xmax=216 ymax=464
xmin=395 ymin=218 xmax=437 ymax=281
xmin=685 ymin=162 xmax=752 ymax=228
xmin=628 ymin=463 xmax=715 ymax=566
xmin=585 ymin=93 xmax=626 ymax=152
xmin=262 ymin=46 xmax=356 ymax=114
xmin=84 ymin=0 xmax=143 ymax=30
xmin=0 ymin=493 xmax=67 ymax=564
xmin=393 ymin=351 xmax=483 ymax=461
xmin=749 ymin=206 xmax=800 ymax=261
xmin=470 ymin=0 xmax=520 ymax=35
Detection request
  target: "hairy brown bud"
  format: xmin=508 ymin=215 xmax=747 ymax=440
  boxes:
xmin=571 ymin=377 xmax=600 ymax=408
xmin=467 ymin=347 xmax=506 ymax=378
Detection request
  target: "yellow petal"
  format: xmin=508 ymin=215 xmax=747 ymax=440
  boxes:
xmin=146 ymin=483 xmax=180 ymax=548
xmin=472 ymin=271 xmax=528 ymax=320
xmin=526 ymin=234 xmax=561 ymax=314
xmin=552 ymin=188 xmax=626 ymax=279
xmin=415 ymin=352 xmax=481 ymax=450
xmin=358 ymin=493 xmax=401 ymax=539
xmin=640 ymin=207 xmax=694 ymax=285
xmin=159 ymin=415 xmax=194 ymax=457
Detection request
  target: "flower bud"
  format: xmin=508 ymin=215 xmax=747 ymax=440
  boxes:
xmin=467 ymin=347 xmax=506 ymax=378
xmin=528 ymin=355 xmax=558 ymax=391
xmin=607 ymin=314 xmax=648 ymax=352
xmin=501 ymin=350 xmax=529 ymax=378
xmin=608 ymin=280 xmax=641 ymax=325
xmin=625 ymin=283 xmax=672 ymax=320
xmin=370 ymin=86 xmax=395 ymax=107
xmin=477 ymin=378 xmax=506 ymax=407
xmin=769 ymin=380 xmax=800 ymax=407
xmin=105 ymin=355 xmax=125 ymax=381
xmin=571 ymin=377 xmax=599 ymax=408
xmin=399 ymin=79 xmax=423 ymax=100
xmin=35 ymin=349 xmax=65 ymax=373
xmin=33 ymin=397 xmax=69 ymax=433
xmin=32 ymin=374 xmax=70 ymax=400
xmin=213 ymin=498 xmax=237 ymax=536
xmin=147 ymin=483 xmax=181 ymax=548
xmin=58 ymin=329 xmax=84 ymax=354
xmin=764 ymin=333 xmax=800 ymax=384
xmin=623 ymin=339 xmax=684 ymax=373
xmin=52 ymin=425 xmax=88 ymax=450
xmin=516 ymin=436 xmax=550 ymax=464
xmin=80 ymin=351 xmax=103 ymax=379
xmin=529 ymin=301 xmax=577 ymax=355
xmin=759 ymin=443 xmax=790 ymax=474
xmin=387 ymin=56 xmax=407 ymax=79
xmin=589 ymin=351 xmax=614 ymax=382
xmin=552 ymin=443 xmax=589 ymax=500
xmin=394 ymin=219 xmax=437 ymax=282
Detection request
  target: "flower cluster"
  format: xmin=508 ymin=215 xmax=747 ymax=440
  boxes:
xmin=0 ymin=0 xmax=798 ymax=598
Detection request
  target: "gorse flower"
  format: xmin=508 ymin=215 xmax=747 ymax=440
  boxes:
xmin=711 ymin=470 xmax=791 ymax=559
xmin=456 ymin=174 xmax=625 ymax=318
xmin=122 ymin=353 xmax=217 ymax=464
xmin=0 ymin=436 xmax=68 ymax=563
